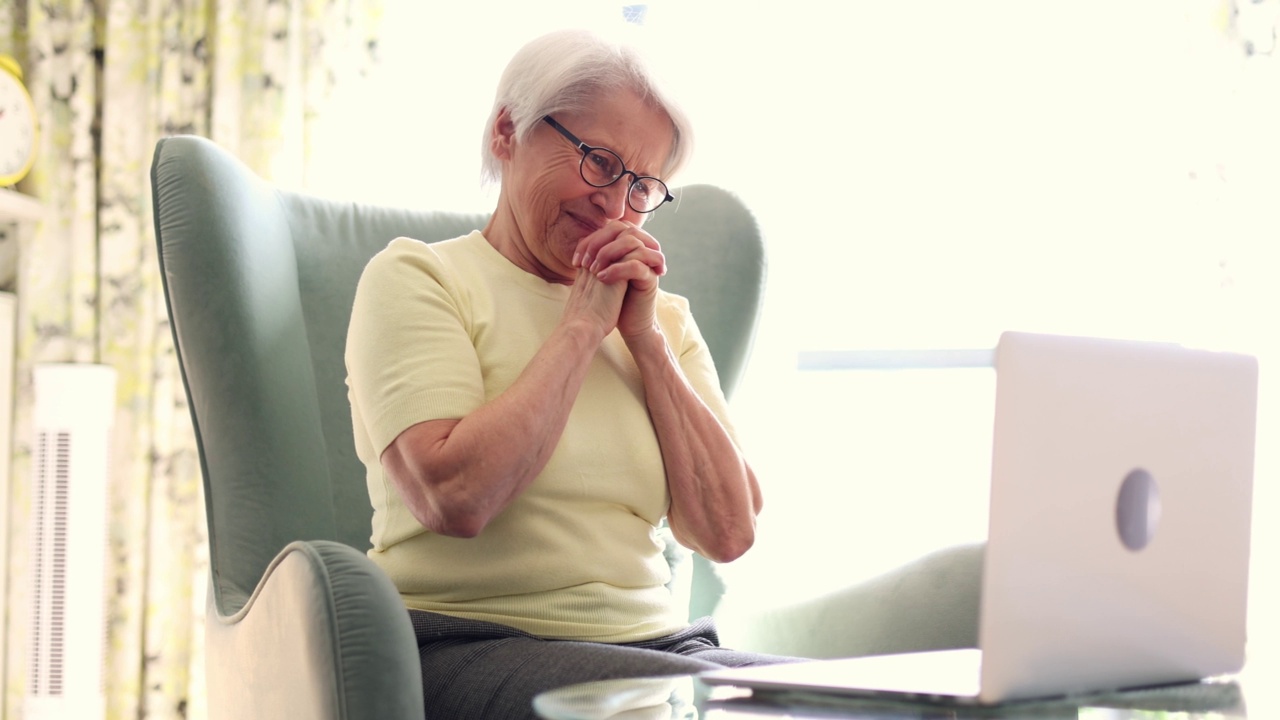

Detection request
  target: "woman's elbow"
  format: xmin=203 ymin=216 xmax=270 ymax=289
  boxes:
xmin=706 ymin=532 xmax=752 ymax=561
xmin=428 ymin=510 xmax=488 ymax=539
xmin=383 ymin=426 xmax=495 ymax=538
xmin=407 ymin=479 xmax=495 ymax=538
xmin=386 ymin=461 xmax=493 ymax=538
xmin=676 ymin=521 xmax=756 ymax=564
xmin=705 ymin=530 xmax=755 ymax=564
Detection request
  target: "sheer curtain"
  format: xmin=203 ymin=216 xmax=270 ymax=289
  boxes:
xmin=2 ymin=1 xmax=382 ymax=718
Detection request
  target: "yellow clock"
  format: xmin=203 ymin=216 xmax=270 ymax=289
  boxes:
xmin=0 ymin=54 xmax=38 ymax=187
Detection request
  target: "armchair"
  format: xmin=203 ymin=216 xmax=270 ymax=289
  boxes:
xmin=151 ymin=134 xmax=767 ymax=719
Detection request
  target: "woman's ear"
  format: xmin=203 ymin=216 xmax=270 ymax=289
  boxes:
xmin=490 ymin=107 xmax=517 ymax=161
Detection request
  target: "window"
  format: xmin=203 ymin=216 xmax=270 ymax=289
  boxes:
xmin=317 ymin=0 xmax=1279 ymax=633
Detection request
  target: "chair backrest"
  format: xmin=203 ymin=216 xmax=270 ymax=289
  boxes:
xmin=151 ymin=134 xmax=766 ymax=614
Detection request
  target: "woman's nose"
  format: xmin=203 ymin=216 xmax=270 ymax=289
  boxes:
xmin=592 ymin=182 xmax=630 ymax=220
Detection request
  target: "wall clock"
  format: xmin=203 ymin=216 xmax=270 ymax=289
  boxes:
xmin=0 ymin=54 xmax=38 ymax=187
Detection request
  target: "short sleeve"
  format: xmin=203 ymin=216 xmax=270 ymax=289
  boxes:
xmin=346 ymin=237 xmax=486 ymax=456
xmin=661 ymin=294 xmax=743 ymax=448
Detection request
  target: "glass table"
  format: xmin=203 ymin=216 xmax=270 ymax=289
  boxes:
xmin=534 ymin=673 xmax=1257 ymax=719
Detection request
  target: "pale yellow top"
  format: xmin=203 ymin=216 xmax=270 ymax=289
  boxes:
xmin=345 ymin=231 xmax=737 ymax=643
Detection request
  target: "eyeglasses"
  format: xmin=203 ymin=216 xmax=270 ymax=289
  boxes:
xmin=542 ymin=116 xmax=673 ymax=214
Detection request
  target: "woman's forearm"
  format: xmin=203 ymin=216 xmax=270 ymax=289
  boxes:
xmin=382 ymin=316 xmax=603 ymax=537
xmin=625 ymin=326 xmax=762 ymax=563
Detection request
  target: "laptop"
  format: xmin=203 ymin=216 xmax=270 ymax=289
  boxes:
xmin=703 ymin=330 xmax=1259 ymax=705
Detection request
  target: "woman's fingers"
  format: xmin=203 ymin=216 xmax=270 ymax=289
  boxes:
xmin=590 ymin=233 xmax=665 ymax=278
xmin=570 ymin=222 xmax=665 ymax=340
xmin=576 ymin=219 xmax=661 ymax=256
xmin=595 ymin=250 xmax=662 ymax=287
xmin=575 ymin=221 xmax=664 ymax=276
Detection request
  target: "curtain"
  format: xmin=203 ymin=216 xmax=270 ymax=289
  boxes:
xmin=0 ymin=1 xmax=382 ymax=718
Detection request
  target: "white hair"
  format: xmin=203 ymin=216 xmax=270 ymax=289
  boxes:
xmin=480 ymin=28 xmax=694 ymax=185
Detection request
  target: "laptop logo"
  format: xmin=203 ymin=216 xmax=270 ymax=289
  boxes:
xmin=1116 ymin=468 xmax=1161 ymax=551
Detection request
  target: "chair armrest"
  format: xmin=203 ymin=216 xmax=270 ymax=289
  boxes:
xmin=719 ymin=543 xmax=984 ymax=659
xmin=205 ymin=540 xmax=424 ymax=720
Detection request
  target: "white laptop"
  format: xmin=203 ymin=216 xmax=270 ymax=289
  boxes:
xmin=703 ymin=330 xmax=1259 ymax=705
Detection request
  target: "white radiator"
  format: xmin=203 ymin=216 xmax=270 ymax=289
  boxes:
xmin=25 ymin=364 xmax=116 ymax=720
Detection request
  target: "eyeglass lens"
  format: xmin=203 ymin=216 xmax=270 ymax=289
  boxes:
xmin=581 ymin=148 xmax=668 ymax=213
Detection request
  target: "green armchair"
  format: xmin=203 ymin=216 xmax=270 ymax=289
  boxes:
xmin=152 ymin=134 xmax=772 ymax=719
xmin=151 ymin=135 xmax=981 ymax=720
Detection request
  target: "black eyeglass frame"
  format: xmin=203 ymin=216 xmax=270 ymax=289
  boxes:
xmin=542 ymin=115 xmax=674 ymax=214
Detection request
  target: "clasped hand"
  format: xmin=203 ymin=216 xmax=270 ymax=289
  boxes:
xmin=566 ymin=220 xmax=665 ymax=341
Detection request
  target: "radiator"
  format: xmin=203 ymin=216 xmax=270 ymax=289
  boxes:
xmin=25 ymin=364 xmax=116 ymax=720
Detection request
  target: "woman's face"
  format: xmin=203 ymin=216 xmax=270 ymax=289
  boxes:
xmin=493 ymin=89 xmax=674 ymax=282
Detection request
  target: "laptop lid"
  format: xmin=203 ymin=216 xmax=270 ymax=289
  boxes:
xmin=978 ymin=331 xmax=1257 ymax=702
xmin=703 ymin=332 xmax=1258 ymax=705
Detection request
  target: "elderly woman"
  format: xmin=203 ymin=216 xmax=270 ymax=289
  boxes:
xmin=346 ymin=28 xmax=793 ymax=719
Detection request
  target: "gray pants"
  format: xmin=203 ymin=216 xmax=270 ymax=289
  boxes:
xmin=409 ymin=609 xmax=799 ymax=719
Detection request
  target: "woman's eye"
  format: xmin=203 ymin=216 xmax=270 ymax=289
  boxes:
xmin=587 ymin=151 xmax=618 ymax=177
